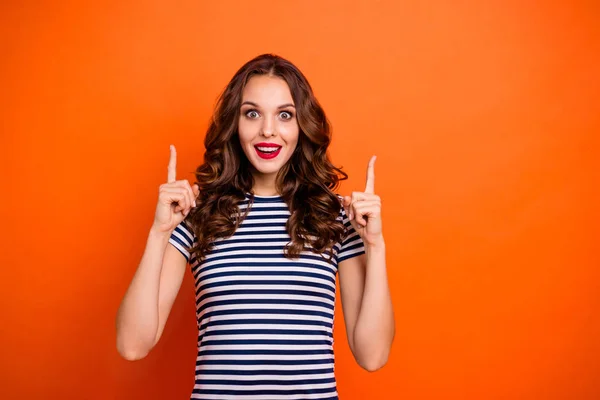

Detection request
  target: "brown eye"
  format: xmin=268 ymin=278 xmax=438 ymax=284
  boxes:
xmin=245 ymin=110 xmax=260 ymax=119
xmin=279 ymin=111 xmax=293 ymax=120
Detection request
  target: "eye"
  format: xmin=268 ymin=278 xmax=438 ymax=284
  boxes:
xmin=279 ymin=111 xmax=294 ymax=120
xmin=245 ymin=109 xmax=260 ymax=119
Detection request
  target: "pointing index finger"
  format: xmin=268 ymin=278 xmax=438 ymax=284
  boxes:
xmin=167 ymin=145 xmax=177 ymax=183
xmin=365 ymin=155 xmax=376 ymax=194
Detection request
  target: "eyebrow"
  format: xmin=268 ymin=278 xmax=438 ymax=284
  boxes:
xmin=241 ymin=101 xmax=295 ymax=109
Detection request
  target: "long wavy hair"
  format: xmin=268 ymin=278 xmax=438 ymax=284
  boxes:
xmin=187 ymin=54 xmax=348 ymax=262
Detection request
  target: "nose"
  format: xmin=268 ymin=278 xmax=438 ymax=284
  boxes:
xmin=261 ymin=116 xmax=276 ymax=137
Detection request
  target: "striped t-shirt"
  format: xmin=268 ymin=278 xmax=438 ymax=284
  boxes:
xmin=168 ymin=194 xmax=365 ymax=400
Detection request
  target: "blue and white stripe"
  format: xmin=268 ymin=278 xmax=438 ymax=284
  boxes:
xmin=169 ymin=195 xmax=364 ymax=399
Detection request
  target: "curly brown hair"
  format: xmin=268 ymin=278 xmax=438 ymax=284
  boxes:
xmin=187 ymin=54 xmax=348 ymax=262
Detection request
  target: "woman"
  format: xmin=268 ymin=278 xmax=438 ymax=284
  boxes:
xmin=116 ymin=54 xmax=395 ymax=399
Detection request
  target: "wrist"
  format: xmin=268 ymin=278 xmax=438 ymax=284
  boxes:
xmin=365 ymin=236 xmax=386 ymax=253
xmin=149 ymin=225 xmax=172 ymax=241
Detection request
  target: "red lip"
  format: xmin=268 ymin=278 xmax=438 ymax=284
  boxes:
xmin=254 ymin=143 xmax=282 ymax=160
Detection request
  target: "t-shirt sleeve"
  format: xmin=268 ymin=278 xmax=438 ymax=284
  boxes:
xmin=168 ymin=220 xmax=196 ymax=263
xmin=337 ymin=204 xmax=366 ymax=263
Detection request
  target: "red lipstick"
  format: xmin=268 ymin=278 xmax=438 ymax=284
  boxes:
xmin=254 ymin=142 xmax=282 ymax=160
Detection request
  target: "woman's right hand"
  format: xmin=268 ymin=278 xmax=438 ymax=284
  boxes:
xmin=152 ymin=145 xmax=199 ymax=234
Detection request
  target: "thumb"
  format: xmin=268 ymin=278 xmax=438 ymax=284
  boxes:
xmin=192 ymin=184 xmax=200 ymax=198
xmin=342 ymin=196 xmax=352 ymax=219
xmin=342 ymin=195 xmax=351 ymax=207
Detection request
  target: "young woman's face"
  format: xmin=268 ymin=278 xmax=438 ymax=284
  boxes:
xmin=238 ymin=75 xmax=299 ymax=178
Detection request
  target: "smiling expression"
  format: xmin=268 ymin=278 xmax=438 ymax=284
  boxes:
xmin=238 ymin=75 xmax=300 ymax=180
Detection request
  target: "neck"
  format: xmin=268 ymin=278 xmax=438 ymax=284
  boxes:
xmin=251 ymin=172 xmax=279 ymax=196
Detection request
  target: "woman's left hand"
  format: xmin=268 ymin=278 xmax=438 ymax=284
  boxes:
xmin=343 ymin=156 xmax=383 ymax=248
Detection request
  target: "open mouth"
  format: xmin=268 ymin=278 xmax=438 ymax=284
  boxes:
xmin=254 ymin=143 xmax=282 ymax=160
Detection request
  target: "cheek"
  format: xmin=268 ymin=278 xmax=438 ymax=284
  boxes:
xmin=237 ymin=119 xmax=254 ymax=146
xmin=280 ymin=123 xmax=300 ymax=146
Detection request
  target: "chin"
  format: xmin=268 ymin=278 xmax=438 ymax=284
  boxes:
xmin=245 ymin=148 xmax=291 ymax=176
xmin=250 ymin=161 xmax=285 ymax=176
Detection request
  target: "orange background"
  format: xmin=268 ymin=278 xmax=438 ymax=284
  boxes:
xmin=1 ymin=1 xmax=599 ymax=399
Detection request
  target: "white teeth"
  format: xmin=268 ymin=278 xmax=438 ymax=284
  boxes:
xmin=257 ymin=146 xmax=279 ymax=153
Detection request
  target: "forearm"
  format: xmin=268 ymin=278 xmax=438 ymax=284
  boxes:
xmin=352 ymin=239 xmax=395 ymax=370
xmin=116 ymin=228 xmax=170 ymax=359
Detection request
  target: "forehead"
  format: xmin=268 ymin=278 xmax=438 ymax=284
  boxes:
xmin=242 ymin=75 xmax=294 ymax=104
